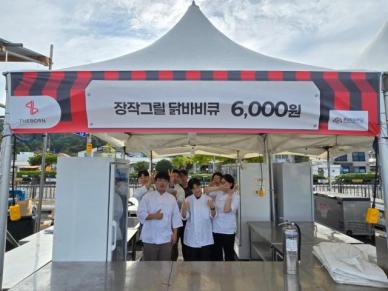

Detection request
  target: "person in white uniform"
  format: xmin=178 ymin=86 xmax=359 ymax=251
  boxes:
xmin=137 ymin=172 xmax=183 ymax=261
xmin=205 ymin=172 xmax=223 ymax=200
xmin=208 ymin=174 xmax=240 ymax=261
xmin=181 ymin=178 xmax=216 ymax=261
xmin=133 ymin=170 xmax=153 ymax=202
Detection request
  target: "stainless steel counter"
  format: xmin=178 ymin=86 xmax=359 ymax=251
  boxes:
xmin=248 ymin=222 xmax=362 ymax=246
xmin=8 ymin=261 xmax=383 ymax=291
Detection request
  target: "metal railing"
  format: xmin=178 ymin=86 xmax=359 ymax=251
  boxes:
xmin=313 ymin=183 xmax=384 ymax=200
xmin=14 ymin=177 xmax=212 ymax=202
xmin=16 ymin=180 xmax=381 ymax=202
xmin=13 ymin=184 xmax=56 ymax=200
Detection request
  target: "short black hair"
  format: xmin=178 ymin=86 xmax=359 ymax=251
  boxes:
xmin=172 ymin=169 xmax=180 ymax=175
xmin=155 ymin=172 xmax=170 ymax=181
xmin=222 ymin=174 xmax=235 ymax=189
xmin=180 ymin=169 xmax=188 ymax=177
xmin=137 ymin=170 xmax=150 ymax=178
xmin=212 ymin=172 xmax=223 ymax=180
xmin=188 ymin=178 xmax=201 ymax=190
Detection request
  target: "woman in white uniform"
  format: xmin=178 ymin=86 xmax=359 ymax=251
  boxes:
xmin=209 ymin=174 xmax=240 ymax=261
xmin=181 ymin=178 xmax=216 ymax=261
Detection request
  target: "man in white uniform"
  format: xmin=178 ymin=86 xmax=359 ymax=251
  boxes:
xmin=133 ymin=170 xmax=153 ymax=202
xmin=137 ymin=172 xmax=183 ymax=261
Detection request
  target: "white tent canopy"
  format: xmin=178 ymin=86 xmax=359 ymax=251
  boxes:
xmin=352 ymin=21 xmax=388 ymax=72
xmin=69 ymin=2 xmax=322 ymax=71
xmin=94 ymin=132 xmax=372 ymax=159
xmin=74 ymin=3 xmax=371 ymax=158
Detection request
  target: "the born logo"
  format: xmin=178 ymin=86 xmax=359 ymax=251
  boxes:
xmin=25 ymin=100 xmax=39 ymax=115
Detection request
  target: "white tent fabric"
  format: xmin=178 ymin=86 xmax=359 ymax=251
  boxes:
xmin=93 ymin=132 xmax=373 ymax=158
xmin=78 ymin=2 xmax=371 ymax=157
xmin=313 ymin=242 xmax=388 ymax=288
xmin=352 ymin=21 xmax=388 ymax=71
xmin=68 ymin=3 xmax=323 ymax=71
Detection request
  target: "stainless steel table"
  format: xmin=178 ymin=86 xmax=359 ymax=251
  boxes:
xmin=248 ymin=221 xmax=362 ymax=263
xmin=8 ymin=261 xmax=383 ymax=291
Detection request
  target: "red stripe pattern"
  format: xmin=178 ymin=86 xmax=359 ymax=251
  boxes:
xmin=9 ymin=70 xmax=380 ymax=136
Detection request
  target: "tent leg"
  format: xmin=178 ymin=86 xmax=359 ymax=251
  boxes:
xmin=379 ymin=88 xmax=388 ymax=253
xmin=149 ymin=151 xmax=153 ymax=173
xmin=0 ymin=74 xmax=13 ymax=290
xmin=264 ymin=135 xmax=276 ymax=222
xmin=326 ymin=148 xmax=331 ymax=191
xmin=35 ymin=133 xmax=48 ymax=233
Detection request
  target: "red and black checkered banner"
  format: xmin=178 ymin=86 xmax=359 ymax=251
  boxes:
xmin=8 ymin=70 xmax=380 ymax=136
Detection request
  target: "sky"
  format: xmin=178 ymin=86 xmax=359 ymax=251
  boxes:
xmin=1 ymin=0 xmax=388 ymax=104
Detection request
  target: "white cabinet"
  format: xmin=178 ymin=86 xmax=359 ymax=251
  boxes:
xmin=53 ymin=157 xmax=129 ymax=262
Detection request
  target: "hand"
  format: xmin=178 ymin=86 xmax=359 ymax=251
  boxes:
xmin=171 ymin=232 xmax=177 ymax=245
xmin=207 ymin=199 xmax=215 ymax=209
xmin=153 ymin=209 xmax=163 ymax=220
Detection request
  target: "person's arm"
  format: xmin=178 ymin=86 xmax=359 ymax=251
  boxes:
xmin=223 ymin=191 xmax=235 ymax=213
xmin=171 ymin=228 xmax=178 ymax=245
xmin=224 ymin=192 xmax=240 ymax=213
xmin=204 ymin=186 xmax=221 ymax=194
xmin=171 ymin=199 xmax=183 ymax=238
xmin=146 ymin=209 xmax=163 ymax=220
xmin=137 ymin=196 xmax=149 ymax=224
xmin=181 ymin=198 xmax=190 ymax=220
xmin=207 ymin=198 xmax=216 ymax=218
xmin=137 ymin=195 xmax=163 ymax=223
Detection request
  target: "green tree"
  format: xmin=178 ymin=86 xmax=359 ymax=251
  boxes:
xmin=28 ymin=153 xmax=58 ymax=167
xmin=243 ymin=156 xmax=264 ymax=163
xmin=155 ymin=159 xmax=173 ymax=173
xmin=191 ymin=155 xmax=213 ymax=165
xmin=294 ymin=155 xmax=310 ymax=163
xmin=171 ymin=155 xmax=192 ymax=169
xmin=133 ymin=161 xmax=149 ymax=173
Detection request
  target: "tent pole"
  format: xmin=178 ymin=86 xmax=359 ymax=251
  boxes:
xmin=325 ymin=147 xmax=331 ymax=191
xmin=379 ymin=79 xmax=388 ymax=253
xmin=0 ymin=73 xmax=14 ymax=289
xmin=35 ymin=45 xmax=53 ymax=233
xmin=35 ymin=133 xmax=48 ymax=232
xmin=149 ymin=151 xmax=153 ymax=173
xmin=264 ymin=135 xmax=275 ymax=222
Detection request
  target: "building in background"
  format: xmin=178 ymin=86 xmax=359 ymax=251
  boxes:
xmin=333 ymin=151 xmax=370 ymax=174
xmin=311 ymin=160 xmax=341 ymax=180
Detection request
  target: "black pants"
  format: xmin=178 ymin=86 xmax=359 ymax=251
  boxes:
xmin=213 ymin=233 xmax=235 ymax=261
xmin=181 ymin=221 xmax=188 ymax=260
xmin=185 ymin=244 xmax=213 ymax=261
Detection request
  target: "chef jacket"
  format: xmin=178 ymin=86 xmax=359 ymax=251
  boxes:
xmin=182 ymin=194 xmax=214 ymax=248
xmin=138 ymin=190 xmax=183 ymax=244
xmin=211 ymin=191 xmax=240 ymax=235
